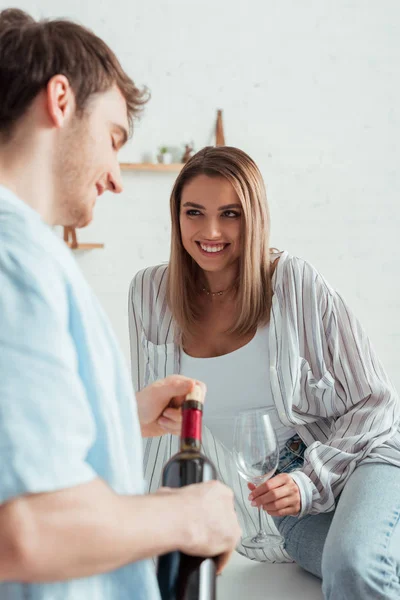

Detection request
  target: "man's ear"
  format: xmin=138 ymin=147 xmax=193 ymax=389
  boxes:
xmin=46 ymin=74 xmax=76 ymax=128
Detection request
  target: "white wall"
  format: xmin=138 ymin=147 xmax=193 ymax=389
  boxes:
xmin=5 ymin=0 xmax=400 ymax=385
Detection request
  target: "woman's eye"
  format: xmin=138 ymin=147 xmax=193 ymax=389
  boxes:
xmin=184 ymin=209 xmax=240 ymax=218
xmin=223 ymin=211 xmax=240 ymax=218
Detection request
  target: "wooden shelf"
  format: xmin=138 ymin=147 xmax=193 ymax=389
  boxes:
xmin=63 ymin=227 xmax=104 ymax=250
xmin=120 ymin=162 xmax=183 ymax=172
xmin=67 ymin=243 xmax=104 ymax=250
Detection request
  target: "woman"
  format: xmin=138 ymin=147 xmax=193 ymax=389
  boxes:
xmin=129 ymin=146 xmax=400 ymax=599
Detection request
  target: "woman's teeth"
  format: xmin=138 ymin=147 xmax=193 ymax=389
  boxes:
xmin=199 ymin=243 xmax=226 ymax=253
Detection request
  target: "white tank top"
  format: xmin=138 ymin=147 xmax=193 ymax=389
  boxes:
xmin=180 ymin=326 xmax=296 ymax=451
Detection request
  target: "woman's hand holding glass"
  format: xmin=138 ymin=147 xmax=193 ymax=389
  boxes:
xmin=248 ymin=472 xmax=301 ymax=517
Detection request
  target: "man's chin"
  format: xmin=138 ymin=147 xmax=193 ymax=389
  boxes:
xmin=74 ymin=207 xmax=94 ymax=229
xmin=76 ymin=215 xmax=93 ymax=228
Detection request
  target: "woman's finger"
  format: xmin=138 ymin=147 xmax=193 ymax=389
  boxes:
xmin=251 ymin=483 xmax=294 ymax=507
xmin=267 ymin=505 xmax=300 ymax=517
xmin=264 ymin=497 xmax=294 ymax=512
xmin=249 ymin=474 xmax=292 ymax=501
xmin=247 ymin=481 xmax=269 ymax=500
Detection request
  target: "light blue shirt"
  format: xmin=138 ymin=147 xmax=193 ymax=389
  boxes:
xmin=0 ymin=186 xmax=160 ymax=599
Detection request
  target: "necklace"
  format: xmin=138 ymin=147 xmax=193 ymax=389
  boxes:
xmin=202 ymin=287 xmax=229 ymax=297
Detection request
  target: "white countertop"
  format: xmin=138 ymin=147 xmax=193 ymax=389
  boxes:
xmin=217 ymin=551 xmax=323 ymax=600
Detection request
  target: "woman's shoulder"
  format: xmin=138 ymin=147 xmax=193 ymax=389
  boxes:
xmin=128 ymin=263 xmax=169 ymax=309
xmin=274 ymin=251 xmax=334 ymax=298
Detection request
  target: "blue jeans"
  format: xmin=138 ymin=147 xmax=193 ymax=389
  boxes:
xmin=273 ymin=464 xmax=400 ymax=599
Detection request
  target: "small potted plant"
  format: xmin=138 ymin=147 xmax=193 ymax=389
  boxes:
xmin=157 ymin=146 xmax=172 ymax=164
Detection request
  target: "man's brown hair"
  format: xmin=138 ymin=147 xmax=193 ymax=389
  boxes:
xmin=0 ymin=8 xmax=148 ymax=140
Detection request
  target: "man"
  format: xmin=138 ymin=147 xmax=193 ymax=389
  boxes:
xmin=0 ymin=8 xmax=241 ymax=599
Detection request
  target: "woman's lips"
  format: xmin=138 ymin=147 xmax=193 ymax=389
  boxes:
xmin=196 ymin=241 xmax=230 ymax=256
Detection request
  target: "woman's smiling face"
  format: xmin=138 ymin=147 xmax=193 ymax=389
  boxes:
xmin=179 ymin=174 xmax=242 ymax=275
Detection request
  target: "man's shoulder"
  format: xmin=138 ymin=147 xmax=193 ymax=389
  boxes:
xmin=0 ymin=207 xmax=75 ymax=315
xmin=1 ymin=193 xmax=86 ymax=288
xmin=1 ymin=225 xmax=60 ymax=285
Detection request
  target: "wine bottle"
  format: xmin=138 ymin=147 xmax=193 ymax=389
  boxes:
xmin=157 ymin=385 xmax=217 ymax=600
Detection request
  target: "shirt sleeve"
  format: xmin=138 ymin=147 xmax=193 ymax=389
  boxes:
xmin=290 ymin=268 xmax=400 ymax=516
xmin=128 ymin=270 xmax=147 ymax=392
xmin=0 ymin=239 xmax=97 ymax=504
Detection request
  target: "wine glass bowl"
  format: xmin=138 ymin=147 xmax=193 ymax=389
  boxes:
xmin=233 ymin=407 xmax=284 ymax=549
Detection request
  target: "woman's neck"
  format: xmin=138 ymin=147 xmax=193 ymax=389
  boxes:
xmin=202 ymin=264 xmax=238 ymax=295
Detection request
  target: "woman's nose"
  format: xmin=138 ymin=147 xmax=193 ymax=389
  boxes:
xmin=202 ymin=219 xmax=222 ymax=240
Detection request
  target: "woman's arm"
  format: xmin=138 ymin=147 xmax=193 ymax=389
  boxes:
xmin=292 ymin=268 xmax=400 ymax=516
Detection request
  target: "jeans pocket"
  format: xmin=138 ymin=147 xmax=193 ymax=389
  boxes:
xmin=276 ymin=434 xmax=306 ymax=474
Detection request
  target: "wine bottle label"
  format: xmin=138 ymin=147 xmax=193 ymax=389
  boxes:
xmin=181 ymin=408 xmax=202 ymax=441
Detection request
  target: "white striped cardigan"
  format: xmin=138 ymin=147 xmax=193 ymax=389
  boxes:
xmin=128 ymin=251 xmax=400 ymax=562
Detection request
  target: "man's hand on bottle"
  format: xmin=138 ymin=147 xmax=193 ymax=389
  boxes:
xmin=136 ymin=375 xmax=206 ymax=438
xmin=157 ymin=480 xmax=241 ymax=574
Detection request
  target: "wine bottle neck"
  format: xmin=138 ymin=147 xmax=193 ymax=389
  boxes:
xmin=180 ymin=400 xmax=203 ymax=452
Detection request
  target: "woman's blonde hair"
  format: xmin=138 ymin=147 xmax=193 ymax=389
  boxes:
xmin=167 ymin=146 xmax=274 ymax=339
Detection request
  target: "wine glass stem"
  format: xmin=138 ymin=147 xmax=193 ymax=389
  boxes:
xmin=258 ymin=507 xmax=266 ymax=537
